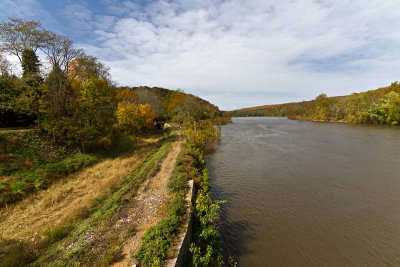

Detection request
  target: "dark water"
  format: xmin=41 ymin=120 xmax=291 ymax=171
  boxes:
xmin=206 ymin=117 xmax=400 ymax=266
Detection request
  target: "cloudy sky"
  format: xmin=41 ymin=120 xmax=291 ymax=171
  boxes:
xmin=1 ymin=0 xmax=400 ymax=110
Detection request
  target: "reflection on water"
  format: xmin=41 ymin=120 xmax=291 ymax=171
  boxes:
xmin=206 ymin=117 xmax=400 ymax=266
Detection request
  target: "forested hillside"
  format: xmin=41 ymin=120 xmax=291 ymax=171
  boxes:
xmin=232 ymin=82 xmax=400 ymax=125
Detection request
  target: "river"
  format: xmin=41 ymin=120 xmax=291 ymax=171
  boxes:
xmin=206 ymin=117 xmax=400 ymax=266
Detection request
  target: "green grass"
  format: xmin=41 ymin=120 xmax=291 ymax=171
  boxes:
xmin=0 ymin=130 xmax=151 ymax=207
xmin=0 ymin=153 xmax=99 ymax=207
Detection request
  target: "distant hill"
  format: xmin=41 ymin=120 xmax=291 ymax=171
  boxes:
xmin=231 ymin=82 xmax=400 ymax=125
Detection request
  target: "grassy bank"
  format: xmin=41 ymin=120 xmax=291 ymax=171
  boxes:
xmin=0 ymin=121 xmax=227 ymax=266
xmin=0 ymin=130 xmax=174 ymax=266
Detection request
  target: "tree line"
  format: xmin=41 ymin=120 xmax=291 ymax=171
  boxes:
xmin=232 ymin=83 xmax=400 ymax=125
xmin=0 ymin=18 xmax=222 ymax=150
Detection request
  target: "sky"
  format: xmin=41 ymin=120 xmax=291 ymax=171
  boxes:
xmin=1 ymin=0 xmax=400 ymax=110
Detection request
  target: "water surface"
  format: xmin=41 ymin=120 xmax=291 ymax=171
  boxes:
xmin=207 ymin=117 xmax=400 ymax=266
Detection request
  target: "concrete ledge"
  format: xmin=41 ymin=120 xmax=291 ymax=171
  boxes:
xmin=167 ymin=180 xmax=195 ymax=267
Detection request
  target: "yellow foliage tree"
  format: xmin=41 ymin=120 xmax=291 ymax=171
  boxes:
xmin=115 ymin=102 xmax=155 ymax=133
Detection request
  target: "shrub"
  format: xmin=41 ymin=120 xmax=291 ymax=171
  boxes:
xmin=40 ymin=224 xmax=74 ymax=248
xmin=0 ymin=239 xmax=37 ymax=267
xmin=135 ymin=218 xmax=177 ymax=266
xmin=168 ymin=174 xmax=187 ymax=193
xmin=103 ymin=246 xmax=122 ymax=266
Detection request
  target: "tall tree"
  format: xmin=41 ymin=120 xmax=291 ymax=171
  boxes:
xmin=42 ymin=65 xmax=72 ymax=117
xmin=67 ymin=55 xmax=112 ymax=89
xmin=41 ymin=33 xmax=83 ymax=73
xmin=20 ymin=48 xmax=43 ymax=90
xmin=0 ymin=18 xmax=48 ymax=63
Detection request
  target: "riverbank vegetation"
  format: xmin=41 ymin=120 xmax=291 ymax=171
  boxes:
xmin=185 ymin=120 xmax=225 ymax=266
xmin=232 ymin=82 xmax=400 ymax=125
xmin=134 ymin=119 xmax=225 ymax=266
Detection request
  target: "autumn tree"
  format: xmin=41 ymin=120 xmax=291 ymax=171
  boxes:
xmin=116 ymin=103 xmax=155 ymax=133
xmin=184 ymin=119 xmax=217 ymax=149
xmin=163 ymin=89 xmax=186 ymax=117
xmin=67 ymin=55 xmax=111 ymax=89
xmin=115 ymin=87 xmax=155 ymax=133
xmin=314 ymin=93 xmax=335 ymax=121
xmin=369 ymin=91 xmax=400 ymax=124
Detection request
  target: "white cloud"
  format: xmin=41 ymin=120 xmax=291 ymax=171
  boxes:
xmin=0 ymin=0 xmax=43 ymax=18
xmin=79 ymin=0 xmax=400 ymax=109
xmin=62 ymin=3 xmax=94 ymax=32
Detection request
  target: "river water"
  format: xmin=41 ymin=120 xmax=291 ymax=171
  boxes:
xmin=206 ymin=117 xmax=400 ymax=266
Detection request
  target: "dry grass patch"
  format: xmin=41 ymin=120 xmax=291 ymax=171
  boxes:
xmin=0 ymin=149 xmax=147 ymax=241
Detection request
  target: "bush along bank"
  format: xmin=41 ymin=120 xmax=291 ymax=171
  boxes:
xmin=184 ymin=119 xmax=229 ymax=267
xmin=184 ymin=119 xmax=225 ymax=267
xmin=134 ymin=119 xmax=225 ymax=267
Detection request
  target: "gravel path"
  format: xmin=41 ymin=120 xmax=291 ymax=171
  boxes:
xmin=112 ymin=134 xmax=182 ymax=267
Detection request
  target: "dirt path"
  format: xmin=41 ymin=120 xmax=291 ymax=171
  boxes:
xmin=0 ymin=148 xmax=150 ymax=240
xmin=112 ymin=135 xmax=182 ymax=267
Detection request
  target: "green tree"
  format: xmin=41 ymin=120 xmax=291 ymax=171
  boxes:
xmin=21 ymin=48 xmax=41 ymax=76
xmin=9 ymin=49 xmax=43 ymax=119
xmin=314 ymin=93 xmax=335 ymax=121
xmin=369 ymin=91 xmax=400 ymax=124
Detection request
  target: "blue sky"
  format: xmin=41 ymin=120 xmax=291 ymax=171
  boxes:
xmin=1 ymin=0 xmax=400 ymax=110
